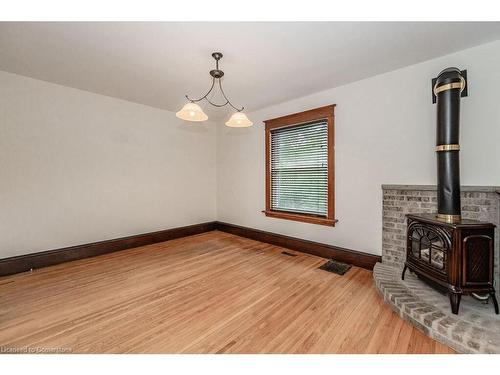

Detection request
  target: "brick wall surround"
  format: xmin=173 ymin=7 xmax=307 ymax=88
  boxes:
xmin=382 ymin=184 xmax=500 ymax=295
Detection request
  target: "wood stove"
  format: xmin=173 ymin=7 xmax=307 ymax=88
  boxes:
xmin=402 ymin=68 xmax=498 ymax=315
xmin=403 ymin=214 xmax=497 ymax=314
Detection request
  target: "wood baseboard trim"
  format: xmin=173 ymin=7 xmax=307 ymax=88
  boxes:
xmin=0 ymin=220 xmax=380 ymax=277
xmin=0 ymin=221 xmax=217 ymax=277
xmin=215 ymin=221 xmax=381 ymax=270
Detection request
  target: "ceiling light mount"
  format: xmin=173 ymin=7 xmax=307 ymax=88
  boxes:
xmin=176 ymin=52 xmax=253 ymax=127
xmin=209 ymin=52 xmax=224 ymax=78
xmin=212 ymin=52 xmax=223 ymax=60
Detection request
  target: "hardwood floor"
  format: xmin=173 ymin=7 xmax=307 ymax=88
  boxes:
xmin=0 ymin=231 xmax=454 ymax=354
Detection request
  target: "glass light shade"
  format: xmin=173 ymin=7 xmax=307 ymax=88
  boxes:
xmin=225 ymin=112 xmax=253 ymax=127
xmin=176 ymin=102 xmax=208 ymax=122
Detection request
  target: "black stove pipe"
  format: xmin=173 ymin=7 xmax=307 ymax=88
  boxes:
xmin=434 ymin=67 xmax=466 ymax=222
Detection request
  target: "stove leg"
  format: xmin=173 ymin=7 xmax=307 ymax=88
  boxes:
xmin=490 ymin=292 xmax=499 ymax=314
xmin=401 ymin=265 xmax=407 ymax=280
xmin=449 ymin=292 xmax=461 ymax=314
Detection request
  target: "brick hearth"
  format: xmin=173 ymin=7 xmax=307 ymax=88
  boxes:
xmin=374 ymin=263 xmax=500 ymax=353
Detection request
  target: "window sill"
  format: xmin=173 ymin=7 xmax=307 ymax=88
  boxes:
xmin=262 ymin=210 xmax=338 ymax=227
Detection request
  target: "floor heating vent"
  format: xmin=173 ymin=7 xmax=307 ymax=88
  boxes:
xmin=319 ymin=260 xmax=351 ymax=275
xmin=281 ymin=251 xmax=297 ymax=257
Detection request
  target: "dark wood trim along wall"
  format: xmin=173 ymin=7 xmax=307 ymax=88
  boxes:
xmin=0 ymin=222 xmax=216 ymax=277
xmin=215 ymin=222 xmax=380 ymax=270
xmin=0 ymin=221 xmax=380 ymax=277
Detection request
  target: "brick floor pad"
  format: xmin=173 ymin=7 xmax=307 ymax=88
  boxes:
xmin=374 ymin=262 xmax=500 ymax=353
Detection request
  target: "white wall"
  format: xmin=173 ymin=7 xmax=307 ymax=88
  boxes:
xmin=2 ymin=40 xmax=499 ymax=260
xmin=0 ymin=71 xmax=217 ymax=258
xmin=216 ymin=40 xmax=500 ymax=256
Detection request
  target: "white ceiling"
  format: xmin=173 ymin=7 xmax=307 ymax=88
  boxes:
xmin=1 ymin=22 xmax=500 ymax=119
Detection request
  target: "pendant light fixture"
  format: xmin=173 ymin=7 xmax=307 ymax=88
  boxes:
xmin=176 ymin=52 xmax=253 ymax=127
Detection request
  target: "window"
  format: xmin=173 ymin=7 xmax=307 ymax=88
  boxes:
xmin=263 ymin=105 xmax=336 ymax=226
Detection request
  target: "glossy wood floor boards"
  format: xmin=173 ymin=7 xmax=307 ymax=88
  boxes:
xmin=0 ymin=231 xmax=454 ymax=354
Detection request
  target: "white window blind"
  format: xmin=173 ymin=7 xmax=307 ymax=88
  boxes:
xmin=270 ymin=120 xmax=328 ymax=217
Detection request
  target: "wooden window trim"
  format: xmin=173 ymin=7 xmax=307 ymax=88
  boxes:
xmin=263 ymin=105 xmax=337 ymax=227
